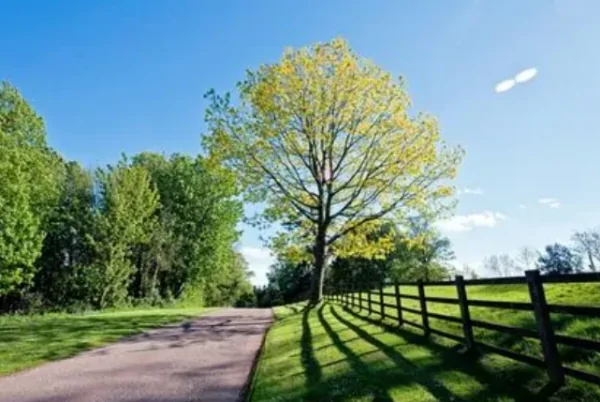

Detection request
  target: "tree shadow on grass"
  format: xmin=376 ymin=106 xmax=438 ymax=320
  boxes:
xmin=300 ymin=305 xmax=323 ymax=400
xmin=292 ymin=304 xmax=415 ymax=401
xmin=335 ymin=304 xmax=541 ymax=402
xmin=317 ymin=304 xmax=395 ymax=402
xmin=329 ymin=304 xmax=466 ymax=402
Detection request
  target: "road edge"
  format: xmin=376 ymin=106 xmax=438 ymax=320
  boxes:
xmin=240 ymin=308 xmax=275 ymax=402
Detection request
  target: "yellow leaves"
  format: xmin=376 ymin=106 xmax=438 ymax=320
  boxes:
xmin=205 ymin=37 xmax=463 ymax=267
xmin=332 ymin=220 xmax=396 ymax=260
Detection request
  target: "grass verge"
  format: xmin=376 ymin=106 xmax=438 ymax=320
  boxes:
xmin=0 ymin=307 xmax=209 ymax=375
xmin=251 ymin=298 xmax=599 ymax=401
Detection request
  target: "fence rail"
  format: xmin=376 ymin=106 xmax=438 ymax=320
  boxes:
xmin=325 ymin=269 xmax=600 ymax=396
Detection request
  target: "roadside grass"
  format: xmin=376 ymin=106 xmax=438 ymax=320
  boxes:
xmin=0 ymin=307 xmax=209 ymax=375
xmin=251 ymin=283 xmax=600 ymax=402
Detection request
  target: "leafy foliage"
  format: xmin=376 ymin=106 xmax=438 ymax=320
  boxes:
xmin=537 ymin=243 xmax=582 ymax=275
xmin=0 ymin=82 xmax=63 ymax=298
xmin=204 ymin=38 xmax=463 ymax=301
xmin=0 ymin=84 xmax=251 ymax=312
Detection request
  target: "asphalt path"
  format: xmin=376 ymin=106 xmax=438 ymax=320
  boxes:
xmin=0 ymin=308 xmax=273 ymax=402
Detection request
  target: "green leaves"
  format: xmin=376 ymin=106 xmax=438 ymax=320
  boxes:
xmin=0 ymin=83 xmax=249 ymax=310
xmin=0 ymin=83 xmax=63 ymax=296
xmin=204 ymin=38 xmax=463 ymax=300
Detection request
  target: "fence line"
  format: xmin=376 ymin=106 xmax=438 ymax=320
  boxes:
xmin=325 ymin=270 xmax=600 ymax=396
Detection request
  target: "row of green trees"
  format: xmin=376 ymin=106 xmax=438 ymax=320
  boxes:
xmin=0 ymin=82 xmax=252 ymax=312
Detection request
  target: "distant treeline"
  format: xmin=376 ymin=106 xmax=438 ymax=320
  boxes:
xmin=0 ymin=82 xmax=253 ymax=313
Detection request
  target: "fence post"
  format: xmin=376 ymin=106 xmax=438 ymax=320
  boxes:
xmin=418 ymin=279 xmax=430 ymax=337
xmin=367 ymin=288 xmax=372 ymax=315
xmin=526 ymin=270 xmax=565 ymax=391
xmin=359 ymin=288 xmax=363 ymax=311
xmin=394 ymin=280 xmax=403 ymax=326
xmin=379 ymin=282 xmax=385 ymax=319
xmin=456 ymin=275 xmax=476 ymax=353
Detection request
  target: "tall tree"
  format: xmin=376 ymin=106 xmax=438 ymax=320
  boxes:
xmin=205 ymin=39 xmax=463 ymax=302
xmin=0 ymin=82 xmax=63 ymax=298
xmin=537 ymin=243 xmax=582 ymax=275
xmin=35 ymin=162 xmax=97 ymax=307
xmin=93 ymin=162 xmax=160 ymax=307
xmin=571 ymin=230 xmax=600 ymax=272
xmin=133 ymin=153 xmax=243 ymax=302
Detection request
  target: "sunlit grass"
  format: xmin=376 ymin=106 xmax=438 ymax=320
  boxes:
xmin=251 ymin=284 xmax=600 ymax=401
xmin=0 ymin=307 xmax=209 ymax=375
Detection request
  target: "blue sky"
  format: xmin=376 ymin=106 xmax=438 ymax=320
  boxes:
xmin=2 ymin=0 xmax=599 ymax=285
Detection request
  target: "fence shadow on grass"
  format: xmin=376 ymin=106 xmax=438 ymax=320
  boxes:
xmin=335 ymin=303 xmax=542 ymax=402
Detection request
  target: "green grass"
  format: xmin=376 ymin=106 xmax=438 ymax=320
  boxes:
xmin=0 ymin=307 xmax=210 ymax=375
xmin=251 ymin=283 xmax=600 ymax=401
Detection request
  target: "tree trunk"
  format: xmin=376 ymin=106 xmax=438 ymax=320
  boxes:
xmin=310 ymin=230 xmax=327 ymax=304
xmin=587 ymin=251 xmax=596 ymax=272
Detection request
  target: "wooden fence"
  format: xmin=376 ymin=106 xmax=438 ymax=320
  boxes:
xmin=325 ymin=270 xmax=600 ymax=396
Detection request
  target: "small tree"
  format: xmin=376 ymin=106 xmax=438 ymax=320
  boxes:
xmin=516 ymin=246 xmax=538 ymax=272
xmin=484 ymin=253 xmax=517 ymax=277
xmin=205 ymin=39 xmax=462 ymax=302
xmin=572 ymin=229 xmax=600 ymax=272
xmin=537 ymin=243 xmax=582 ymax=275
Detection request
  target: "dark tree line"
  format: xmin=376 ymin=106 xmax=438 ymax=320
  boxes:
xmin=0 ymin=82 xmax=253 ymax=312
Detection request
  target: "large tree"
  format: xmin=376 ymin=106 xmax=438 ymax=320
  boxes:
xmin=132 ymin=152 xmax=243 ymax=303
xmin=0 ymin=82 xmax=63 ymax=297
xmin=205 ymin=39 xmax=462 ymax=302
xmin=35 ymin=161 xmax=97 ymax=307
xmin=93 ymin=161 xmax=160 ymax=307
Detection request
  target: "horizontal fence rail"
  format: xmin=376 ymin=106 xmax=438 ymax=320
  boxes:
xmin=325 ymin=269 xmax=600 ymax=396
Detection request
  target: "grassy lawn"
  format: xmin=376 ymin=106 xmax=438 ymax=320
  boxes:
xmin=251 ymin=284 xmax=600 ymax=402
xmin=0 ymin=307 xmax=209 ymax=375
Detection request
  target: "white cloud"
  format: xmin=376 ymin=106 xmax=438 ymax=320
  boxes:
xmin=459 ymin=187 xmax=484 ymax=196
xmin=519 ymin=204 xmax=527 ymax=210
xmin=240 ymin=246 xmax=275 ymax=287
xmin=494 ymin=67 xmax=538 ymax=93
xmin=538 ymin=198 xmax=561 ymax=208
xmin=437 ymin=211 xmax=507 ymax=233
xmin=514 ymin=68 xmax=538 ymax=83
xmin=495 ymin=79 xmax=516 ymax=93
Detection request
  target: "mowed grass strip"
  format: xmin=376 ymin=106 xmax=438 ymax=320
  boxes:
xmin=0 ymin=307 xmax=209 ymax=375
xmin=252 ymin=287 xmax=600 ymax=401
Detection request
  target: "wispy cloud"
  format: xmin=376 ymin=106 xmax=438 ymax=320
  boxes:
xmin=519 ymin=204 xmax=527 ymax=210
xmin=458 ymin=187 xmax=484 ymax=196
xmin=437 ymin=211 xmax=507 ymax=233
xmin=495 ymin=67 xmax=538 ymax=93
xmin=538 ymin=198 xmax=561 ymax=208
xmin=240 ymin=246 xmax=275 ymax=286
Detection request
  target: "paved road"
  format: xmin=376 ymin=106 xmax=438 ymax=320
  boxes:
xmin=0 ymin=308 xmax=273 ymax=402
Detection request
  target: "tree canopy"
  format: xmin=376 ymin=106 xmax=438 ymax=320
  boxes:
xmin=205 ymin=38 xmax=463 ymax=302
xmin=537 ymin=243 xmax=582 ymax=276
